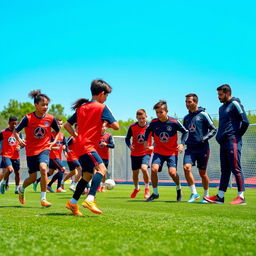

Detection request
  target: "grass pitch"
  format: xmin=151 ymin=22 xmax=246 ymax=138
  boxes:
xmin=0 ymin=185 xmax=255 ymax=256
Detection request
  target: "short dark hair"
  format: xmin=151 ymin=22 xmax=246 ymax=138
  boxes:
xmin=28 ymin=90 xmax=50 ymax=104
xmin=153 ymin=100 xmax=168 ymax=111
xmin=185 ymin=93 xmax=198 ymax=103
xmin=136 ymin=109 xmax=146 ymax=116
xmin=9 ymin=116 xmax=18 ymax=122
xmin=217 ymin=84 xmax=232 ymax=94
xmin=91 ymin=79 xmax=112 ymax=96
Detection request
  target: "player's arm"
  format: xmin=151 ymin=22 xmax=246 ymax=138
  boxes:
xmin=0 ymin=132 xmax=3 ymax=142
xmin=177 ymin=120 xmax=189 ymax=153
xmin=202 ymin=113 xmax=217 ymax=141
xmin=64 ymin=113 xmax=78 ymax=137
xmin=107 ymin=135 xmax=115 ymax=148
xmin=233 ymin=101 xmax=250 ymax=136
xmin=48 ymin=118 xmax=61 ymax=150
xmin=14 ymin=116 xmax=28 ymax=147
xmin=125 ymin=126 xmax=134 ymax=150
xmin=102 ymin=106 xmax=119 ymax=130
xmin=144 ymin=125 xmax=152 ymax=149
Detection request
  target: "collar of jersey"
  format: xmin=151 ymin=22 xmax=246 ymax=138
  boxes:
xmin=33 ymin=112 xmax=46 ymax=119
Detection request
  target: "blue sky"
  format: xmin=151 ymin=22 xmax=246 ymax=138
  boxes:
xmin=1 ymin=0 xmax=255 ymax=120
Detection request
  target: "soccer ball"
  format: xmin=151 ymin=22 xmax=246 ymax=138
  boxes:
xmin=104 ymin=179 xmax=116 ymax=190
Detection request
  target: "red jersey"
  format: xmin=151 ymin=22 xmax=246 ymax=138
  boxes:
xmin=125 ymin=122 xmax=153 ymax=157
xmin=49 ymin=132 xmax=65 ymax=160
xmin=0 ymin=128 xmax=20 ymax=159
xmin=97 ymin=132 xmax=114 ymax=160
xmin=67 ymin=101 xmax=116 ymax=156
xmin=66 ymin=136 xmax=79 ymax=161
xmin=15 ymin=112 xmax=59 ymax=156
xmin=145 ymin=117 xmax=188 ymax=156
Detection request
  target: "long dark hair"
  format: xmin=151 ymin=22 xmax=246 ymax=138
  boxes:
xmin=29 ymin=90 xmax=50 ymax=104
xmin=72 ymin=98 xmax=89 ymax=110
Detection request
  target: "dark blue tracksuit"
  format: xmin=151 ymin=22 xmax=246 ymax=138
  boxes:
xmin=183 ymin=107 xmax=217 ymax=170
xmin=216 ymin=97 xmax=249 ymax=192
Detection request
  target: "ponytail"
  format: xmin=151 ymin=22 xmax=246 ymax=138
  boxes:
xmin=29 ymin=90 xmax=50 ymax=104
xmin=72 ymin=98 xmax=89 ymax=110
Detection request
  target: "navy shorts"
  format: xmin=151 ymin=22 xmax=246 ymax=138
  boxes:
xmin=1 ymin=157 xmax=20 ymax=171
xmin=67 ymin=160 xmax=81 ymax=171
xmin=79 ymin=151 xmax=103 ymax=174
xmin=49 ymin=158 xmax=65 ymax=171
xmin=131 ymin=155 xmax=151 ymax=171
xmin=152 ymin=153 xmax=177 ymax=169
xmin=27 ymin=150 xmax=50 ymax=174
xmin=183 ymin=146 xmax=210 ymax=170
xmin=102 ymin=159 xmax=109 ymax=169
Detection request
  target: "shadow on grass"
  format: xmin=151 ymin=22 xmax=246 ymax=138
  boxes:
xmin=42 ymin=212 xmax=98 ymax=218
xmin=0 ymin=205 xmax=33 ymax=208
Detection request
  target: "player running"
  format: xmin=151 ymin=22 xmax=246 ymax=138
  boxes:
xmin=14 ymin=90 xmax=60 ymax=207
xmin=65 ymin=79 xmax=119 ymax=216
xmin=144 ymin=100 xmax=188 ymax=202
xmin=204 ymin=84 xmax=249 ymax=205
xmin=125 ymin=109 xmax=152 ymax=199
xmin=0 ymin=116 xmax=22 ymax=194
xmin=183 ymin=94 xmax=217 ymax=203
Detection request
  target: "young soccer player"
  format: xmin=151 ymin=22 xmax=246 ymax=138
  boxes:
xmin=144 ymin=100 xmax=188 ymax=202
xmin=0 ymin=116 xmax=22 ymax=194
xmin=125 ymin=109 xmax=152 ymax=199
xmin=204 ymin=84 xmax=249 ymax=205
xmin=14 ymin=90 xmax=60 ymax=207
xmin=183 ymin=94 xmax=217 ymax=203
xmin=97 ymin=122 xmax=115 ymax=192
xmin=65 ymin=79 xmax=119 ymax=216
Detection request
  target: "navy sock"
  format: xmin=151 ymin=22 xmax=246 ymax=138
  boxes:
xmin=48 ymin=173 xmax=59 ymax=187
xmin=73 ymin=178 xmax=88 ymax=201
xmin=89 ymin=173 xmax=103 ymax=196
xmin=57 ymin=172 xmax=64 ymax=188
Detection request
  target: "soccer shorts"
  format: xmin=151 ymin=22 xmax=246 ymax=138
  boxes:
xmin=49 ymin=158 xmax=65 ymax=171
xmin=152 ymin=153 xmax=177 ymax=169
xmin=67 ymin=160 xmax=81 ymax=171
xmin=27 ymin=150 xmax=50 ymax=174
xmin=79 ymin=151 xmax=103 ymax=174
xmin=1 ymin=157 xmax=20 ymax=171
xmin=131 ymin=154 xmax=151 ymax=171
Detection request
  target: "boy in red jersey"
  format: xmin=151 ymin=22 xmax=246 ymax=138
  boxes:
xmin=125 ymin=109 xmax=152 ymax=199
xmin=65 ymin=79 xmax=119 ymax=216
xmin=144 ymin=100 xmax=188 ymax=202
xmin=97 ymin=122 xmax=115 ymax=192
xmin=0 ymin=116 xmax=22 ymax=194
xmin=14 ymin=90 xmax=60 ymax=207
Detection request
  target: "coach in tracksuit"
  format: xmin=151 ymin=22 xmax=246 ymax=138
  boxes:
xmin=183 ymin=94 xmax=217 ymax=203
xmin=204 ymin=84 xmax=249 ymax=205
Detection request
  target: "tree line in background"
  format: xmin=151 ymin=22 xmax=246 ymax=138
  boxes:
xmin=0 ymin=99 xmax=255 ymax=136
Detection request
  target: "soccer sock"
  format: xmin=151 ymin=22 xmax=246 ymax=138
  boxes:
xmin=218 ymin=190 xmax=225 ymax=198
xmin=238 ymin=191 xmax=244 ymax=199
xmin=153 ymin=187 xmax=158 ymax=195
xmin=70 ymin=198 xmax=78 ymax=204
xmin=189 ymin=184 xmax=197 ymax=194
xmin=135 ymin=185 xmax=140 ymax=190
xmin=57 ymin=172 xmax=64 ymax=189
xmin=15 ymin=185 xmax=19 ymax=190
xmin=86 ymin=194 xmax=95 ymax=202
xmin=176 ymin=184 xmax=181 ymax=190
xmin=48 ymin=173 xmax=59 ymax=187
xmin=41 ymin=192 xmax=46 ymax=201
xmin=88 ymin=172 xmax=103 ymax=196
xmin=20 ymin=186 xmax=25 ymax=192
xmin=145 ymin=183 xmax=149 ymax=189
xmin=204 ymin=189 xmax=209 ymax=197
xmin=73 ymin=178 xmax=88 ymax=201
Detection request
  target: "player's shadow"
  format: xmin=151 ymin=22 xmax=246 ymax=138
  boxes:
xmin=108 ymin=197 xmax=129 ymax=199
xmin=43 ymin=213 xmax=97 ymax=218
xmin=127 ymin=199 xmax=147 ymax=203
xmin=164 ymin=201 xmax=186 ymax=204
xmin=0 ymin=205 xmax=33 ymax=208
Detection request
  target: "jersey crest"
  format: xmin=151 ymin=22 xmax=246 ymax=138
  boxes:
xmin=34 ymin=127 xmax=46 ymax=139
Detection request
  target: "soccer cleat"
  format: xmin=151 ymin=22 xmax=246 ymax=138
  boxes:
xmin=47 ymin=186 xmax=55 ymax=193
xmin=199 ymin=198 xmax=208 ymax=204
xmin=18 ymin=186 xmax=25 ymax=204
xmin=187 ymin=193 xmax=200 ymax=203
xmin=66 ymin=201 xmax=83 ymax=216
xmin=203 ymin=195 xmax=224 ymax=204
xmin=130 ymin=188 xmax=140 ymax=198
xmin=176 ymin=189 xmax=182 ymax=201
xmin=229 ymin=196 xmax=246 ymax=205
xmin=41 ymin=199 xmax=52 ymax=207
xmin=33 ymin=182 xmax=38 ymax=192
xmin=144 ymin=188 xmax=150 ymax=199
xmin=0 ymin=183 xmax=5 ymax=194
xmin=97 ymin=186 xmax=101 ymax=192
xmin=69 ymin=185 xmax=76 ymax=192
xmin=15 ymin=189 xmax=19 ymax=194
xmin=101 ymin=186 xmax=106 ymax=193
xmin=82 ymin=200 xmax=102 ymax=214
xmin=56 ymin=187 xmax=66 ymax=193
xmin=145 ymin=193 xmax=159 ymax=202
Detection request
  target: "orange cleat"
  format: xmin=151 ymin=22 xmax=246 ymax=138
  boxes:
xmin=229 ymin=196 xmax=246 ymax=205
xmin=144 ymin=188 xmax=150 ymax=199
xmin=18 ymin=186 xmax=25 ymax=204
xmin=41 ymin=200 xmax=52 ymax=207
xmin=130 ymin=188 xmax=140 ymax=198
xmin=66 ymin=201 xmax=83 ymax=216
xmin=101 ymin=186 xmax=106 ymax=193
xmin=56 ymin=187 xmax=66 ymax=193
xmin=96 ymin=186 xmax=101 ymax=192
xmin=82 ymin=199 xmax=102 ymax=214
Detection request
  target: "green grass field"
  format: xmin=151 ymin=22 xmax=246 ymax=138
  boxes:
xmin=0 ymin=185 xmax=256 ymax=256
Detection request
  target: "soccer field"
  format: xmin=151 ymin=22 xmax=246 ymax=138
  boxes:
xmin=0 ymin=185 xmax=255 ymax=256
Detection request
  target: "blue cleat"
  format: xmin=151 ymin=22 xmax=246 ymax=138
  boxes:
xmin=47 ymin=186 xmax=55 ymax=193
xmin=0 ymin=183 xmax=5 ymax=194
xmin=33 ymin=182 xmax=38 ymax=192
xmin=199 ymin=198 xmax=208 ymax=204
xmin=187 ymin=193 xmax=200 ymax=203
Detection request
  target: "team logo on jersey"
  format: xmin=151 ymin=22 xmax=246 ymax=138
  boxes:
xmin=196 ymin=116 xmax=201 ymax=121
xmin=159 ymin=132 xmax=169 ymax=143
xmin=8 ymin=137 xmax=16 ymax=146
xmin=34 ymin=127 xmax=46 ymax=139
xmin=137 ymin=134 xmax=145 ymax=144
xmin=56 ymin=141 xmax=62 ymax=147
xmin=189 ymin=123 xmax=196 ymax=132
xmin=167 ymin=126 xmax=172 ymax=132
xmin=44 ymin=121 xmax=50 ymax=127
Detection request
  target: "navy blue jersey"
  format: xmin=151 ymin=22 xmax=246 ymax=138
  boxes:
xmin=216 ymin=97 xmax=249 ymax=144
xmin=183 ymin=107 xmax=217 ymax=147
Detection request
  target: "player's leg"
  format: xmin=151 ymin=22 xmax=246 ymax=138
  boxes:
xmin=12 ymin=159 xmax=21 ymax=194
xmin=130 ymin=156 xmax=141 ymax=198
xmin=141 ymin=154 xmax=151 ymax=199
xmin=0 ymin=158 xmax=13 ymax=194
xmin=100 ymin=159 xmax=109 ymax=192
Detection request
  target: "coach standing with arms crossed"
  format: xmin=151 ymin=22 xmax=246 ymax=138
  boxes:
xmin=204 ymin=84 xmax=249 ymax=205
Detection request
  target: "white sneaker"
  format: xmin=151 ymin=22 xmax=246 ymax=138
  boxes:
xmin=69 ymin=185 xmax=76 ymax=192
